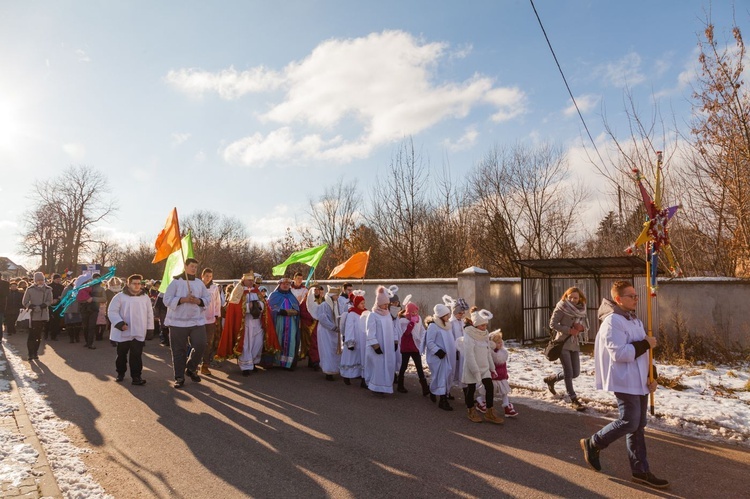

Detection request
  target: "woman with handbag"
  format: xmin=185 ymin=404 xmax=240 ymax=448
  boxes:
xmin=543 ymin=287 xmax=589 ymax=411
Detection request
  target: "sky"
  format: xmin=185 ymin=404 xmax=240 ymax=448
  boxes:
xmin=0 ymin=1 xmax=745 ymax=269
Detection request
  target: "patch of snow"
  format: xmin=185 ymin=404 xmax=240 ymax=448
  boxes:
xmin=2 ymin=342 xmax=113 ymax=499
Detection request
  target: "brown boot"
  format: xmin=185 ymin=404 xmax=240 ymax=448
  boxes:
xmin=200 ymin=364 xmax=211 ymax=376
xmin=467 ymin=407 xmax=483 ymax=423
xmin=484 ymin=406 xmax=505 ymax=424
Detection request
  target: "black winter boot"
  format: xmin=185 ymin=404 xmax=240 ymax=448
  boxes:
xmin=397 ymin=375 xmax=408 ymax=393
xmin=419 ymin=377 xmax=430 ymax=396
xmin=438 ymin=395 xmax=454 ymax=411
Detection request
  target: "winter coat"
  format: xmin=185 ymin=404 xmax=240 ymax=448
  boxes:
xmin=5 ymin=289 xmax=23 ymax=315
xmin=108 ymin=287 xmax=154 ymax=342
xmin=461 ymin=326 xmax=495 ymax=385
xmin=22 ymin=284 xmax=53 ymax=321
xmin=594 ymin=298 xmax=651 ymax=395
xmin=549 ymin=300 xmax=584 ymax=352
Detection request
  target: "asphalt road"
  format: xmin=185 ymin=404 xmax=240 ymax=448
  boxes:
xmin=7 ymin=333 xmax=749 ymax=499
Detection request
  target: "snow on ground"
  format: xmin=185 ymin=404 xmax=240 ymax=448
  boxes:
xmin=503 ymin=341 xmax=750 ymax=447
xmin=1 ymin=342 xmax=112 ymax=499
xmin=1 ymin=336 xmax=747 ymax=498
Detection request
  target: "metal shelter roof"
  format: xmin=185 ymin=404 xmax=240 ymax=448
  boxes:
xmin=515 ymin=256 xmax=648 ymax=277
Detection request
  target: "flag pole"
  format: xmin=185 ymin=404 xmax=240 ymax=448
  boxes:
xmin=360 ymin=247 xmax=371 ymax=286
xmin=646 ymin=242 xmax=655 ymax=415
xmin=175 ymin=213 xmax=190 ymax=295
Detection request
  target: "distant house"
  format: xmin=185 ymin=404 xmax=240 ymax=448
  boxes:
xmin=0 ymin=257 xmax=29 ymax=279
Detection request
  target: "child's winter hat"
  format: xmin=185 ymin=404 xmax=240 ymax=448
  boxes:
xmin=351 ymin=289 xmax=366 ymax=308
xmin=375 ymin=285 xmax=390 ymax=306
xmin=452 ymin=298 xmax=469 ymax=314
xmin=471 ymin=309 xmax=493 ymax=327
xmin=387 ymin=285 xmax=400 ymax=304
xmin=403 ymin=294 xmax=418 ymax=315
xmin=434 ymin=303 xmax=451 ymax=318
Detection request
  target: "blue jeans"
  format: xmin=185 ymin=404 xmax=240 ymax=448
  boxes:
xmin=555 ymin=349 xmax=580 ymax=399
xmin=592 ymin=392 xmax=650 ymax=473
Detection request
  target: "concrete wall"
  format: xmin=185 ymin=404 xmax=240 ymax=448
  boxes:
xmin=657 ymin=278 xmax=750 ymax=348
xmin=248 ymin=275 xmax=749 ymax=347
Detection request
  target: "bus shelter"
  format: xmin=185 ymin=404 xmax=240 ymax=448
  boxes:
xmin=515 ymin=256 xmax=650 ymax=343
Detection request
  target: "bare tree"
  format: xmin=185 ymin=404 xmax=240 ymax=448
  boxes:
xmin=20 ymin=202 xmax=61 ymax=273
xmin=367 ymin=138 xmax=431 ymax=277
xmin=468 ymin=142 xmax=584 ymax=276
xmin=304 ymin=178 xmax=360 ymax=273
xmin=685 ymin=19 xmax=750 ymax=276
xmin=21 ymin=166 xmax=116 ymax=273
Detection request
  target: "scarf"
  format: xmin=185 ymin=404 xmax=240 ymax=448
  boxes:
xmin=464 ymin=325 xmax=489 ymax=342
xmin=434 ymin=316 xmax=451 ymax=331
xmin=348 ymin=305 xmax=365 ymax=316
xmin=558 ymin=299 xmax=589 ymax=343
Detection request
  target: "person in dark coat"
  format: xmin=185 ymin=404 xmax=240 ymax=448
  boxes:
xmin=47 ymin=274 xmax=65 ymax=340
xmin=5 ymin=281 xmax=24 ymax=336
xmin=0 ymin=276 xmax=8 ymax=340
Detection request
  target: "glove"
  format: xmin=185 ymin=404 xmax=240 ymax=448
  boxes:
xmin=374 ymin=346 xmax=383 ymax=355
xmin=348 ymin=346 xmax=355 ymax=351
xmin=435 ymin=349 xmax=446 ymax=359
xmin=394 ymin=342 xmax=398 ymax=351
xmin=279 ymin=309 xmax=287 ymax=316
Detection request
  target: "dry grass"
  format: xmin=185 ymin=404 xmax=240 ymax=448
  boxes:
xmin=657 ymin=373 xmax=688 ymax=390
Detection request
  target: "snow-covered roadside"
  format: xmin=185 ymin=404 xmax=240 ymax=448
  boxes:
xmin=1 ymin=342 xmax=112 ymax=499
xmin=0 ymin=356 xmax=40 ymax=489
xmin=505 ymin=342 xmax=750 ymax=447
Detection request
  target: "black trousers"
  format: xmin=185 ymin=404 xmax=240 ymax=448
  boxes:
xmin=81 ymin=307 xmax=98 ymax=347
xmin=28 ymin=320 xmax=46 ymax=357
xmin=48 ymin=314 xmax=61 ymax=340
xmin=465 ymin=378 xmax=495 ymax=409
xmin=398 ymin=352 xmax=425 ymax=379
xmin=116 ymin=340 xmax=145 ymax=378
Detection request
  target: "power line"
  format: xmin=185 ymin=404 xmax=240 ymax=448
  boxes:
xmin=529 ymin=0 xmax=607 ymax=168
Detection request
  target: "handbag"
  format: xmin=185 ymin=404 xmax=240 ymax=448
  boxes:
xmin=18 ymin=308 xmax=32 ymax=325
xmin=543 ymin=333 xmax=571 ymax=362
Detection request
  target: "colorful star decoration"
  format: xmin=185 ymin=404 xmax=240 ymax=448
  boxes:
xmin=625 ymin=151 xmax=682 ymax=295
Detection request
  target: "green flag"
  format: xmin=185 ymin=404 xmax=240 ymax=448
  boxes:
xmin=158 ymin=231 xmax=194 ymax=293
xmin=272 ymin=243 xmax=328 ymax=276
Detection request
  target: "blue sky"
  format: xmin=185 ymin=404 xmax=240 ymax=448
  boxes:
xmin=0 ymin=1 xmax=744 ymax=268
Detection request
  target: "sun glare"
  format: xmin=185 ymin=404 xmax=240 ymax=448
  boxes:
xmin=0 ymin=99 xmax=20 ymax=150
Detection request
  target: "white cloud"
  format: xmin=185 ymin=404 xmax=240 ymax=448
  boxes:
xmin=62 ymin=143 xmax=86 ymax=161
xmin=195 ymin=150 xmax=206 ymax=161
xmin=0 ymin=220 xmax=18 ymax=230
xmin=443 ymin=126 xmax=478 ymax=152
xmin=169 ymin=30 xmax=527 ymax=167
xmin=165 ymin=66 xmax=283 ymax=99
xmin=170 ymin=132 xmax=191 ymax=146
xmin=246 ymin=204 xmax=298 ymax=244
xmin=76 ymin=49 xmax=91 ymax=63
xmin=596 ymin=52 xmax=646 ymax=87
xmin=563 ymin=94 xmax=600 ymax=117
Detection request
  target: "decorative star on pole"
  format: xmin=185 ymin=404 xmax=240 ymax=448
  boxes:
xmin=625 ymin=151 xmax=682 ymax=296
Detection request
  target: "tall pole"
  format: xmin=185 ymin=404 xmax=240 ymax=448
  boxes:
xmin=646 ymin=241 xmax=655 ymax=415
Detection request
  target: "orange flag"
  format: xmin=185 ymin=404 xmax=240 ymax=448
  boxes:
xmin=328 ymin=249 xmax=370 ymax=279
xmin=152 ymin=208 xmax=182 ymax=263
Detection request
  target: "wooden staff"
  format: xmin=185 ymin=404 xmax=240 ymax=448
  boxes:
xmin=646 ymin=241 xmax=655 ymax=415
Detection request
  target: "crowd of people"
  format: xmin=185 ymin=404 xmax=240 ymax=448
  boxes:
xmin=0 ymin=266 xmax=668 ymax=489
